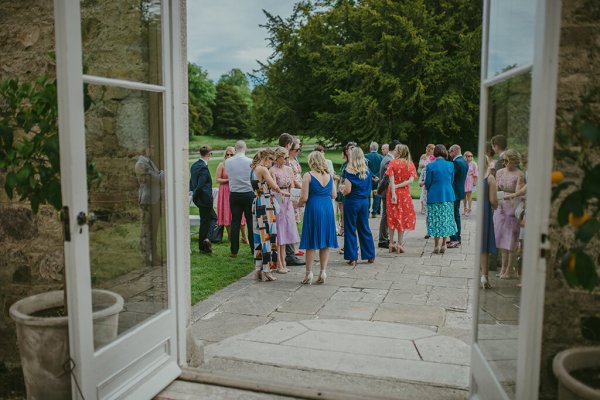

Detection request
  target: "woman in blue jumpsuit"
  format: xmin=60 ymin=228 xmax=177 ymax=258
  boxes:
xmin=341 ymin=147 xmax=376 ymax=266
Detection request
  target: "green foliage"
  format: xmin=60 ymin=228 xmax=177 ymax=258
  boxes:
xmin=211 ymin=82 xmax=251 ymax=138
xmin=0 ymin=75 xmax=99 ymax=214
xmin=188 ymin=63 xmax=216 ymax=136
xmin=553 ymin=88 xmax=600 ymax=292
xmin=218 ymin=68 xmax=253 ymax=109
xmin=252 ymin=0 xmax=481 ymax=155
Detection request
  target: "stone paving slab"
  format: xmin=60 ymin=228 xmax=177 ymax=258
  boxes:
xmin=204 ymin=321 xmax=470 ymax=389
xmin=318 ymin=299 xmax=379 ymax=320
xmin=184 ymin=203 xmax=513 ymax=396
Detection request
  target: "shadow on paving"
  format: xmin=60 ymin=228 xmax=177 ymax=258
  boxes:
xmin=171 ymin=201 xmax=489 ymax=399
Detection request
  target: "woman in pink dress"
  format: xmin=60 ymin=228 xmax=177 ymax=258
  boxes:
xmin=463 ymin=151 xmax=478 ymax=215
xmin=270 ymin=147 xmax=301 ymax=273
xmin=493 ymin=149 xmax=525 ymax=279
xmin=216 ymin=146 xmax=248 ymax=244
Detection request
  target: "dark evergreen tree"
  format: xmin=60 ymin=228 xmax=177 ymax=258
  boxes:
xmin=253 ymin=0 xmax=482 ymax=155
xmin=211 ymin=83 xmax=251 ymax=138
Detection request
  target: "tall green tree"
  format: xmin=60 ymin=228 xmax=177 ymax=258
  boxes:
xmin=211 ymin=82 xmax=251 ymax=138
xmin=219 ymin=68 xmax=253 ymax=109
xmin=188 ymin=63 xmax=216 ymax=136
xmin=252 ymin=0 xmax=481 ymax=155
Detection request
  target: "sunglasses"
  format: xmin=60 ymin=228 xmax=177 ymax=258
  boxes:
xmin=225 ymin=153 xmax=234 ymax=157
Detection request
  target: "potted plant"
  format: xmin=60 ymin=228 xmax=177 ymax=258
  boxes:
xmin=551 ymin=87 xmax=600 ymax=399
xmin=0 ymin=74 xmax=124 ymax=399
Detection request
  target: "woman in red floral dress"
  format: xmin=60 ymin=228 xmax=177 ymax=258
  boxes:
xmin=386 ymin=144 xmax=417 ymax=254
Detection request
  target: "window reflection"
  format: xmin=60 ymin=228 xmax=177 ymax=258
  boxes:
xmin=487 ymin=0 xmax=535 ymax=78
xmin=477 ymin=73 xmax=531 ymax=398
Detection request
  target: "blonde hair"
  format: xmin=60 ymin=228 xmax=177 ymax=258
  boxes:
xmin=464 ymin=151 xmax=473 ymax=158
xmin=426 ymin=144 xmax=435 ymax=153
xmin=348 ymin=147 xmax=368 ymax=179
xmin=504 ymin=149 xmax=521 ymax=167
xmin=308 ymin=151 xmax=329 ymax=174
xmin=250 ymin=148 xmax=275 ymax=169
xmin=394 ymin=144 xmax=412 ymax=163
xmin=274 ymin=146 xmax=288 ymax=160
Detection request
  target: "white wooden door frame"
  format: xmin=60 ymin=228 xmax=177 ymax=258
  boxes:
xmin=54 ymin=0 xmax=187 ymax=398
xmin=469 ymin=0 xmax=562 ymax=399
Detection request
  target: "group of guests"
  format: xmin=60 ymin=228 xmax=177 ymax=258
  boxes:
xmin=479 ymin=135 xmax=527 ymax=289
xmin=189 ymin=132 xmax=522 ymax=290
xmin=190 ymin=133 xmax=342 ymax=284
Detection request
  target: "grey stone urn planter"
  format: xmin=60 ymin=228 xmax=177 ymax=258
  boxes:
xmin=9 ymin=289 xmax=124 ymax=400
xmin=553 ymin=347 xmax=600 ymax=400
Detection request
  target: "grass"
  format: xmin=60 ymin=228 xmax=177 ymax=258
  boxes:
xmin=189 ymin=134 xmax=323 ymax=152
xmin=189 ymin=230 xmax=254 ymax=304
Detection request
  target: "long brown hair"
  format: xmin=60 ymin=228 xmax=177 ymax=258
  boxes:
xmin=250 ymin=148 xmax=275 ymax=169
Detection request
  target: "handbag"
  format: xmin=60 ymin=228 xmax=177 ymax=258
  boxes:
xmin=377 ymin=175 xmax=390 ymax=196
xmin=208 ymin=224 xmax=224 ymax=243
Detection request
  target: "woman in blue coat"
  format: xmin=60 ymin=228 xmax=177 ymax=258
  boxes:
xmin=424 ymin=144 xmax=457 ymax=254
xmin=341 ymin=147 xmax=376 ymax=266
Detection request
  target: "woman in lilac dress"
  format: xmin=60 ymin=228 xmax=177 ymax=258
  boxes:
xmin=270 ymin=147 xmax=301 ymax=273
xmin=493 ymin=149 xmax=525 ymax=279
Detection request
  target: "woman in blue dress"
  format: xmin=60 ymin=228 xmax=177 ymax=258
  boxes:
xmin=341 ymin=147 xmax=376 ymax=267
xmin=424 ymin=144 xmax=457 ymax=254
xmin=298 ymin=151 xmax=338 ymax=284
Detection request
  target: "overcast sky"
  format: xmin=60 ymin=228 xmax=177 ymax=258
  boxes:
xmin=187 ymin=0 xmax=297 ymax=82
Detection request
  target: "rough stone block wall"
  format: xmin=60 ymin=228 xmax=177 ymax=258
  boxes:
xmin=540 ymin=0 xmax=600 ymax=398
xmin=0 ymin=1 xmax=58 ymax=396
xmin=0 ymin=1 xmax=156 ymax=397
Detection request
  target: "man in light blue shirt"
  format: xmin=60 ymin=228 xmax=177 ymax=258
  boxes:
xmin=225 ymin=140 xmax=254 ymax=257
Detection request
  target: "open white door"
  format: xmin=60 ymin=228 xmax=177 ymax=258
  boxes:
xmin=54 ymin=0 xmax=186 ymax=398
xmin=470 ymin=0 xmax=561 ymax=399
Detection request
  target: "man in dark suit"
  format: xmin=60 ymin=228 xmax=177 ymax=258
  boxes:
xmin=365 ymin=141 xmax=384 ymax=218
xmin=491 ymin=134 xmax=507 ymax=173
xmin=190 ymin=145 xmax=216 ymax=253
xmin=447 ymin=144 xmax=469 ymax=248
xmin=377 ymin=139 xmax=401 ymax=248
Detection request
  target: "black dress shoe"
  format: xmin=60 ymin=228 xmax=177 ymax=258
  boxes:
xmin=286 ymin=257 xmax=305 ymax=266
xmin=200 ymin=239 xmax=212 ymax=253
xmin=378 ymin=242 xmax=389 ymax=249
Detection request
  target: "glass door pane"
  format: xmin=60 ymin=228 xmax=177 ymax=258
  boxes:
xmin=81 ymin=0 xmax=163 ymax=85
xmin=476 ymin=72 xmax=531 ymax=398
xmin=487 ymin=0 xmax=535 ymax=78
xmin=84 ymin=84 xmax=167 ymax=350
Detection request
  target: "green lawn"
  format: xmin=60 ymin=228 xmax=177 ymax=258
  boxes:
xmin=189 ymin=134 xmax=323 ymax=152
xmin=189 ymin=230 xmax=255 ymax=304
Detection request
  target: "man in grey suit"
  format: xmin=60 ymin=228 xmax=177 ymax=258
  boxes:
xmin=378 ymin=139 xmax=401 ymax=248
xmin=135 ymin=144 xmax=164 ymax=266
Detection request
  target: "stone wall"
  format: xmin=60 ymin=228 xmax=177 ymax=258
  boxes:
xmin=539 ymin=0 xmax=600 ymax=398
xmin=0 ymin=1 xmax=162 ymax=397
xmin=0 ymin=0 xmax=58 ymax=396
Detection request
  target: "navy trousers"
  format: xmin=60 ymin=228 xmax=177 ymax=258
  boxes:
xmin=450 ymin=199 xmax=462 ymax=242
xmin=343 ymin=197 xmax=376 ymax=261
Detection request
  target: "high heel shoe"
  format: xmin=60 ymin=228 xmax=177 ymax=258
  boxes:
xmin=301 ymin=271 xmax=313 ymax=285
xmin=368 ymin=258 xmax=375 ymax=263
xmin=262 ymin=271 xmax=277 ymax=282
xmin=440 ymin=245 xmax=446 ymax=254
xmin=481 ymin=275 xmax=491 ymax=289
xmin=346 ymin=260 xmax=358 ymax=267
xmin=316 ymin=271 xmax=327 ymax=284
xmin=255 ymin=270 xmax=263 ymax=280
xmin=433 ymin=247 xmax=440 ymax=254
